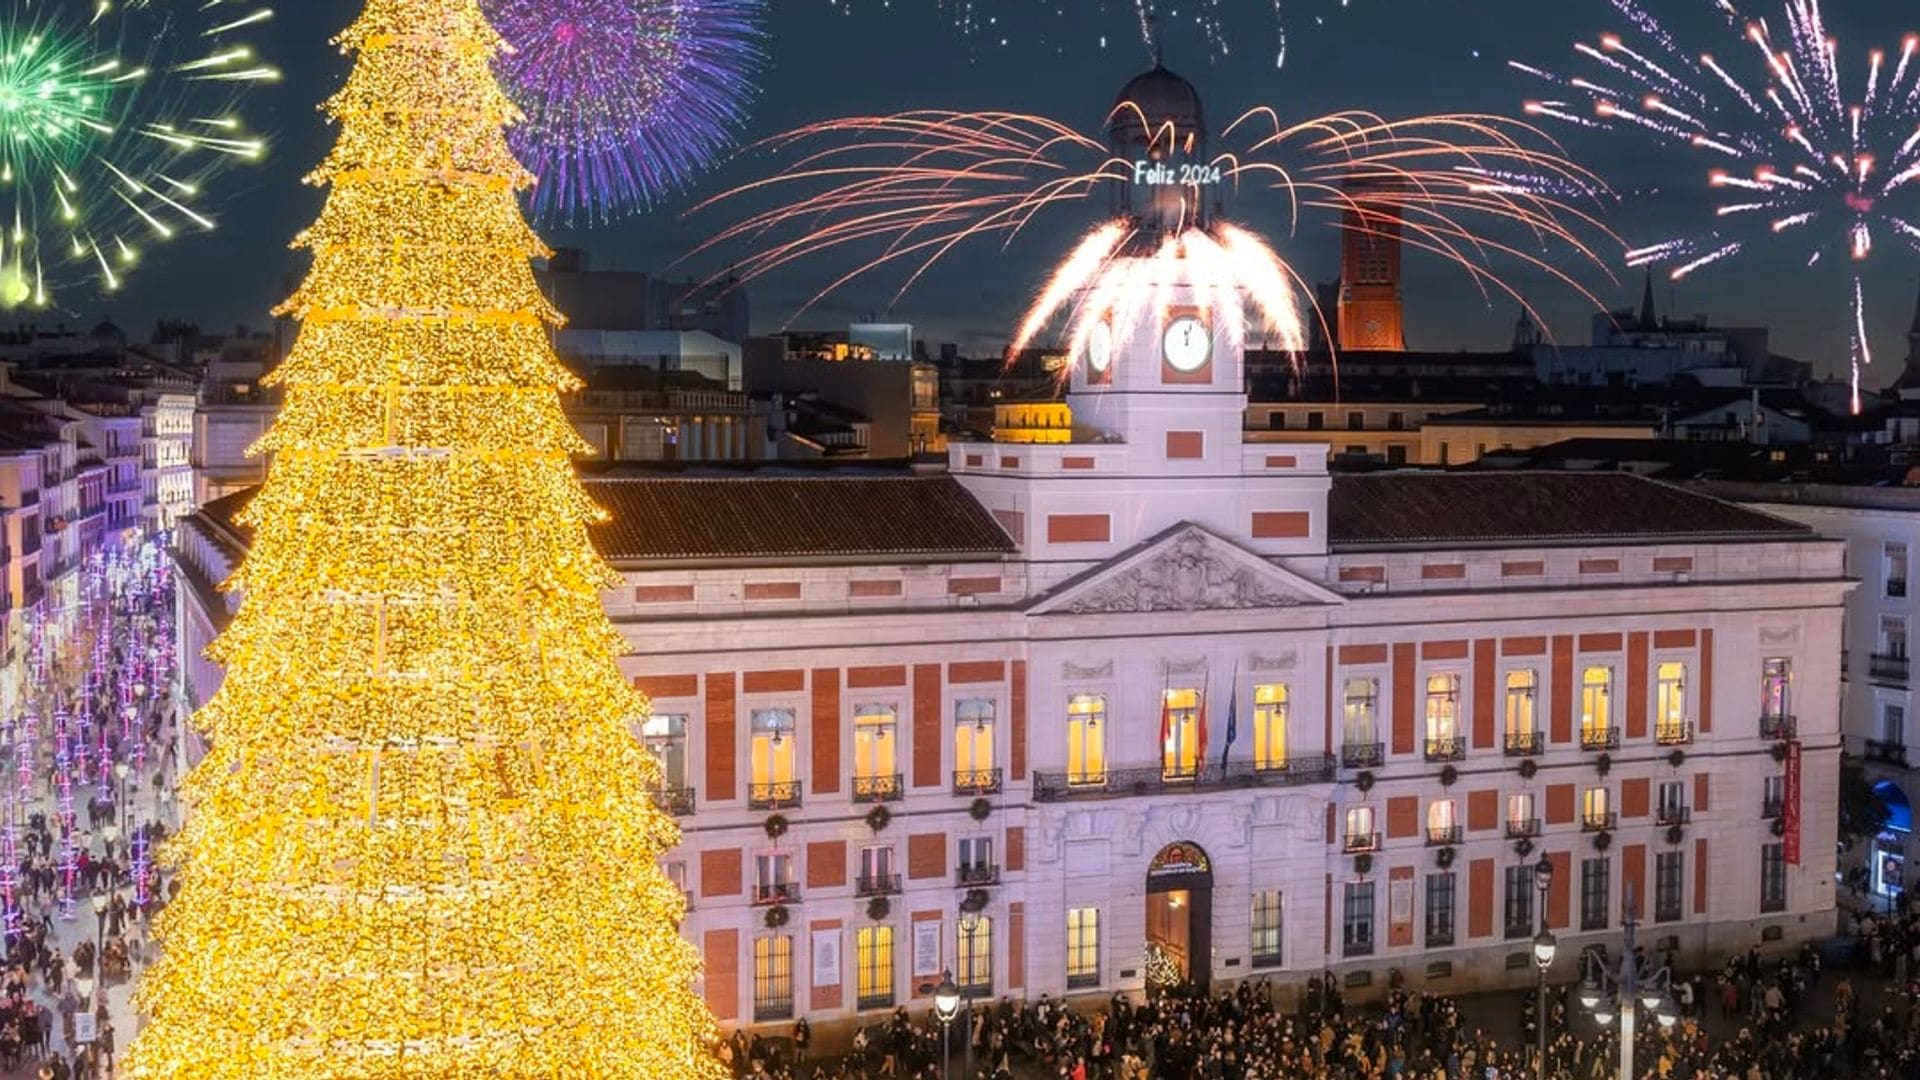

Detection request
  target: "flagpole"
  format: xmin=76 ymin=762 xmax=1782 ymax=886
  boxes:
xmin=1222 ymin=661 xmax=1239 ymax=770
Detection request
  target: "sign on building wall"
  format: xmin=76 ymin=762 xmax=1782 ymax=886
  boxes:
xmin=1784 ymin=741 xmax=1802 ymax=866
xmin=913 ymin=921 xmax=942 ymax=979
xmin=811 ymin=929 xmax=841 ymax=989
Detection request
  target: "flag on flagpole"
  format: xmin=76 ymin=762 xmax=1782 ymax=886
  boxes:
xmin=1221 ymin=662 xmax=1239 ymax=769
xmin=1195 ymin=671 xmax=1209 ymax=769
xmin=1158 ymin=669 xmax=1173 ymax=752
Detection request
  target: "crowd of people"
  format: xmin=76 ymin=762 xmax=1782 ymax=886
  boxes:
xmin=714 ymin=916 xmax=1920 ymax=1080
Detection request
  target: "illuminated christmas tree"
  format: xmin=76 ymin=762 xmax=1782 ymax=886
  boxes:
xmin=126 ymin=1 xmax=724 ymax=1075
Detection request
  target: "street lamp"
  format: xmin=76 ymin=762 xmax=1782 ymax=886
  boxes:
xmin=114 ymin=761 xmax=129 ymax=828
xmin=931 ymin=969 xmax=960 ymax=1080
xmin=1531 ymin=855 xmax=1556 ymax=1080
xmin=89 ymin=891 xmax=108 ymax=1012
xmin=1577 ymin=885 xmax=1676 ymax=1080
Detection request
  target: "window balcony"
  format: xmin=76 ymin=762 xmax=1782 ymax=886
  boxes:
xmin=1760 ymin=798 xmax=1784 ymax=820
xmin=1342 ymin=741 xmax=1384 ymax=769
xmin=1865 ymin=740 xmax=1909 ymax=767
xmin=1343 ymin=832 xmax=1381 ymax=854
xmin=650 ymin=786 xmax=696 ymax=817
xmin=748 ymin=780 xmax=802 ymax=810
xmin=856 ymin=874 xmax=902 ymax=898
xmin=1504 ymin=731 xmax=1543 ymax=757
xmin=1580 ymin=812 xmax=1618 ymax=833
xmin=1424 ymin=735 xmax=1466 ymax=763
xmin=956 ymin=864 xmax=1000 ymax=887
xmin=1426 ymin=825 xmax=1463 ymax=847
xmin=1654 ymin=805 xmax=1691 ymax=827
xmin=1759 ymin=715 xmax=1797 ymax=741
xmin=1871 ymin=655 xmax=1910 ymax=686
xmin=1505 ymin=817 xmax=1541 ymax=839
xmin=953 ymin=768 xmax=1002 ymax=795
xmin=751 ymin=883 xmax=801 ymax=906
xmin=1032 ymin=755 xmax=1335 ymax=803
xmin=1655 ymin=721 xmax=1693 ymax=747
xmin=1579 ymin=727 xmax=1620 ymax=752
xmin=852 ymin=774 xmax=904 ymax=803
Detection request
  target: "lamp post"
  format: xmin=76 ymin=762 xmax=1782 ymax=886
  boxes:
xmin=958 ymin=912 xmax=981 ymax=1080
xmin=89 ymin=890 xmax=108 ymax=1016
xmin=1531 ymin=855 xmax=1557 ymax=1080
xmin=1577 ymin=885 xmax=1676 ymax=1080
xmin=932 ymin=970 xmax=960 ymax=1080
xmin=113 ymin=761 xmax=129 ymax=830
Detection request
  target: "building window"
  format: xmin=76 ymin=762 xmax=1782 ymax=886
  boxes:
xmin=1162 ymin=688 xmax=1202 ymax=780
xmin=1580 ymin=666 xmax=1613 ymax=744
xmin=958 ymin=917 xmax=993 ymax=995
xmin=1425 ymin=872 xmax=1457 ymax=947
xmin=1250 ymin=890 xmax=1284 ymax=968
xmin=954 ymin=698 xmax=996 ymax=784
xmin=1655 ymin=661 xmax=1688 ymax=743
xmin=1582 ymin=787 xmax=1612 ymax=831
xmin=1580 ymin=857 xmax=1611 ymax=931
xmin=1505 ymin=669 xmax=1538 ymax=739
xmin=1343 ymin=677 xmax=1380 ymax=758
xmin=1253 ymin=683 xmax=1289 ymax=770
xmin=1657 ymin=780 xmax=1688 ymax=825
xmin=755 ymin=852 xmax=796 ymax=904
xmin=1342 ymin=882 xmax=1375 ymax=957
xmin=750 ymin=708 xmax=798 ymax=789
xmin=853 ymin=704 xmax=899 ymax=787
xmin=1347 ymin=410 xmax=1365 ymax=431
xmin=1067 ymin=694 xmax=1106 ymax=785
xmin=1427 ymin=799 xmax=1459 ymax=845
xmin=1503 ymin=864 xmax=1534 ymax=938
xmin=1761 ymin=658 xmax=1792 ymax=720
xmin=1307 ymin=411 xmax=1325 ymax=431
xmin=860 ymin=846 xmax=897 ymax=893
xmin=1883 ymin=616 xmax=1910 ymax=660
xmin=1888 ymin=542 xmax=1909 ymax=598
xmin=856 ymin=925 xmax=895 ymax=1010
xmin=1066 ymin=908 xmax=1101 ymax=988
xmin=641 ymin=712 xmax=689 ymax=792
xmin=1761 ymin=844 xmax=1787 ymax=912
xmin=1762 ymin=774 xmax=1786 ymax=817
xmin=1507 ymin=793 xmax=1537 ymax=835
xmin=959 ymin=836 xmax=995 ymax=880
xmin=1885 ymin=705 xmax=1906 ymax=747
xmin=1655 ymin=851 xmax=1684 ymax=923
xmin=664 ymin=860 xmax=688 ymax=900
xmin=753 ymin=935 xmax=795 ymax=1021
xmin=1424 ymin=673 xmax=1462 ymax=759
xmin=1344 ymin=805 xmax=1377 ymax=851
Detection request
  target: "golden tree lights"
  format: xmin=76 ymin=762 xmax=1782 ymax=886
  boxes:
xmin=123 ymin=1 xmax=726 ymax=1076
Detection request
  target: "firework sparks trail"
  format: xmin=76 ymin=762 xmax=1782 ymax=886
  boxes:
xmin=687 ymin=102 xmax=1617 ymax=378
xmin=0 ymin=0 xmax=277 ymax=307
xmin=482 ymin=0 xmax=767 ymax=224
xmin=1515 ymin=0 xmax=1920 ymax=411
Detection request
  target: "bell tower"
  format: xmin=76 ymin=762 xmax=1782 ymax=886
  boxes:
xmin=1337 ymin=178 xmax=1406 ymax=352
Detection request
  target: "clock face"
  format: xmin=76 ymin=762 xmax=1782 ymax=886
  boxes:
xmin=1162 ymin=314 xmax=1211 ymax=373
xmin=1086 ymin=319 xmax=1113 ymax=375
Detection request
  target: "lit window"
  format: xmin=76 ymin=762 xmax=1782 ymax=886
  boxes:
xmin=1655 ymin=662 xmax=1688 ymax=743
xmin=1425 ymin=673 xmax=1461 ymax=759
xmin=1760 ymin=658 xmax=1791 ymax=719
xmin=753 ymin=935 xmax=795 ymax=1021
xmin=856 ymin=926 xmax=894 ymax=1010
xmin=1066 ymin=908 xmax=1100 ymax=988
xmin=1067 ymin=694 xmax=1106 ymax=785
xmin=1253 ymin=683 xmax=1288 ymax=771
xmin=750 ymin=709 xmax=797 ymax=788
xmin=1580 ymin=666 xmax=1613 ymax=744
xmin=1581 ymin=787 xmax=1611 ymax=829
xmin=1506 ymin=793 xmax=1535 ymax=833
xmin=954 ymin=698 xmax=995 ymax=782
xmin=1427 ymin=799 xmax=1458 ymax=844
xmin=1504 ymin=670 xmax=1537 ymax=738
xmin=1343 ymin=678 xmax=1379 ymax=747
xmin=853 ymin=704 xmax=898 ymax=783
xmin=640 ymin=712 xmax=688 ymax=791
xmin=957 ymin=917 xmax=993 ymax=995
xmin=1162 ymin=688 xmax=1201 ymax=780
xmin=1345 ymin=805 xmax=1376 ymax=851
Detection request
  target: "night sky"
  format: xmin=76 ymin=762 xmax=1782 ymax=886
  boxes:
xmin=103 ymin=1 xmax=1920 ymax=382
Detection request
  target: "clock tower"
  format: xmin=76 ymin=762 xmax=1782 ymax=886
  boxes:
xmin=1336 ymin=178 xmax=1407 ymax=352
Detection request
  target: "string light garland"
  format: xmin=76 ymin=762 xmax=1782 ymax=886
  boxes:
xmin=123 ymin=1 xmax=725 ymax=1075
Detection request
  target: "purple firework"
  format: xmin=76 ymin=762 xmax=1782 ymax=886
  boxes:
xmin=483 ymin=0 xmax=767 ymax=223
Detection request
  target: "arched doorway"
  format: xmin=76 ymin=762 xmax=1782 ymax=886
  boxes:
xmin=1873 ymin=781 xmax=1912 ymax=901
xmin=1145 ymin=841 xmax=1213 ymax=990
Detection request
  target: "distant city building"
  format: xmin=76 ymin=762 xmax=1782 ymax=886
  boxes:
xmin=745 ymin=331 xmax=942 ymax=458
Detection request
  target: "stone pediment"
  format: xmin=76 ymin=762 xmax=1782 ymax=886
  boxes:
xmin=1032 ymin=523 xmax=1343 ymax=616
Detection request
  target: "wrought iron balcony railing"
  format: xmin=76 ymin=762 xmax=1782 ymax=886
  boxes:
xmin=1424 ymin=736 xmax=1466 ymax=763
xmin=852 ymin=774 xmax=904 ymax=803
xmin=752 ymin=883 xmax=801 ymax=906
xmin=1426 ymin=825 xmax=1463 ymax=847
xmin=1579 ymin=727 xmax=1621 ymax=752
xmin=1760 ymin=798 xmax=1784 ymax=820
xmin=1504 ymin=731 xmax=1543 ymax=757
xmin=1655 ymin=721 xmax=1693 ymax=746
xmin=748 ymin=780 xmax=802 ymax=810
xmin=1864 ymin=740 xmax=1909 ymax=767
xmin=1343 ymin=832 xmax=1382 ymax=854
xmin=1580 ymin=811 xmax=1618 ymax=833
xmin=1871 ymin=655 xmax=1910 ymax=686
xmin=956 ymin=864 xmax=1000 ymax=887
xmin=856 ymin=874 xmax=902 ymax=897
xmin=1032 ymin=755 xmax=1336 ymax=803
xmin=952 ymin=768 xmax=1002 ymax=795
xmin=1759 ymin=714 xmax=1798 ymax=741
xmin=1342 ymin=741 xmax=1385 ymax=769
xmin=1505 ymin=817 xmax=1541 ymax=839
xmin=1654 ymin=805 xmax=1691 ymax=827
xmin=651 ymin=786 xmax=695 ymax=817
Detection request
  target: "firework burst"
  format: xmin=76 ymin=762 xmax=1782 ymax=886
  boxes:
xmin=484 ymin=0 xmax=766 ymax=224
xmin=687 ymin=97 xmax=1617 ymax=374
xmin=0 ymin=0 xmax=278 ymax=307
xmin=1515 ymin=0 xmax=1920 ymax=412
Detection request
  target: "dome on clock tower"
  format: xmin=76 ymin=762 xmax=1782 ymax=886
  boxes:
xmin=1108 ymin=63 xmax=1207 ymax=155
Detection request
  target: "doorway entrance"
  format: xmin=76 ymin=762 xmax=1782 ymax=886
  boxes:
xmin=1144 ymin=841 xmax=1213 ymax=990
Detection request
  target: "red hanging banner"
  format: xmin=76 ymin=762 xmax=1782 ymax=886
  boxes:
xmin=1783 ymin=741 xmax=1802 ymax=866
